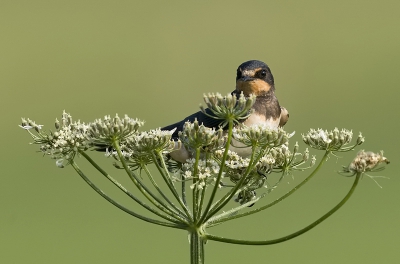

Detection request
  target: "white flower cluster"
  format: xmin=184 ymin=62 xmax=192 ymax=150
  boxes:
xmin=89 ymin=114 xmax=144 ymax=146
xmin=21 ymin=111 xmax=176 ymax=168
xmin=232 ymin=124 xmax=290 ymax=148
xmin=302 ymin=128 xmax=362 ymax=152
xmin=181 ymin=158 xmax=221 ymax=190
xmin=270 ymin=143 xmax=315 ymax=173
xmin=104 ymin=129 xmax=178 ymax=170
xmin=126 ymin=129 xmax=176 ymax=154
xmin=201 ymin=92 xmax=256 ymax=126
xmin=179 ymin=119 xmax=225 ymax=150
xmin=21 ymin=111 xmax=91 ymax=166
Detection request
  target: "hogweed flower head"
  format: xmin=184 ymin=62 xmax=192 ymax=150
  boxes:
xmin=107 ymin=129 xmax=176 ymax=170
xmin=232 ymin=124 xmax=290 ymax=149
xmin=89 ymin=114 xmax=143 ymax=147
xmin=266 ymin=143 xmax=315 ymax=174
xmin=181 ymin=158 xmax=221 ymax=190
xmin=127 ymin=129 xmax=176 ymax=154
xmin=214 ymin=150 xmax=251 ymax=183
xmin=20 ymin=111 xmax=91 ymax=166
xmin=179 ymin=119 xmax=225 ymax=151
xmin=201 ymin=92 xmax=256 ymax=127
xmin=343 ymin=150 xmax=390 ymax=175
xmin=302 ymin=128 xmax=363 ymax=152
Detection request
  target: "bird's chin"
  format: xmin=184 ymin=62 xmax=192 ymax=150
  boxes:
xmin=236 ymin=79 xmax=271 ymax=96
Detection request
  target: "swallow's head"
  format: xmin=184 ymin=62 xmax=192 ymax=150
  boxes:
xmin=235 ymin=60 xmax=274 ymax=96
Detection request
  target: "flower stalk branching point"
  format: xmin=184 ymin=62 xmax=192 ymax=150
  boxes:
xmin=20 ymin=93 xmax=390 ymax=264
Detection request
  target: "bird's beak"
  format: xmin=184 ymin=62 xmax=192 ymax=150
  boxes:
xmin=238 ymin=76 xmax=255 ymax=82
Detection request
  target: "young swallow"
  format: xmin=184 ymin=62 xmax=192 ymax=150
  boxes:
xmin=162 ymin=60 xmax=289 ymax=162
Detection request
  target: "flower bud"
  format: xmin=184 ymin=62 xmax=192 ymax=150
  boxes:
xmin=293 ymin=142 xmax=299 ymax=153
xmin=303 ymin=148 xmax=309 ymax=161
xmin=356 ymin=132 xmax=365 ymax=145
xmin=21 ymin=118 xmax=28 ymax=127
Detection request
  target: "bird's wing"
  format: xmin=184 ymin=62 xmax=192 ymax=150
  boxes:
xmin=279 ymin=106 xmax=289 ymax=127
xmin=161 ymin=108 xmax=225 ymax=140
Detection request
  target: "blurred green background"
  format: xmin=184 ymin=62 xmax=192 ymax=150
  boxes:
xmin=1 ymin=0 xmax=399 ymax=263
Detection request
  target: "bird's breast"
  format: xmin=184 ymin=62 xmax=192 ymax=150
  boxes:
xmin=230 ymin=112 xmax=280 ymax=157
xmin=243 ymin=112 xmax=280 ymax=129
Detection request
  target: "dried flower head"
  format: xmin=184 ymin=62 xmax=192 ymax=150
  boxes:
xmin=344 ymin=150 xmax=390 ymax=174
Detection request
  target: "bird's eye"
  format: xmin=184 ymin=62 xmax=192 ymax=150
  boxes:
xmin=260 ymin=70 xmax=267 ymax=77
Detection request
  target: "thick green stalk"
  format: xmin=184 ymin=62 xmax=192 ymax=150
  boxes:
xmin=190 ymin=230 xmax=205 ymax=264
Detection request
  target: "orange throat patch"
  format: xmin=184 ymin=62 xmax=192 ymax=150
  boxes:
xmin=236 ymin=79 xmax=271 ymax=96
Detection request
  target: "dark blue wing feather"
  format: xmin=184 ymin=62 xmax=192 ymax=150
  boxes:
xmin=161 ymin=108 xmax=225 ymax=140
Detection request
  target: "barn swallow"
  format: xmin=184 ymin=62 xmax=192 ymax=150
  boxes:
xmin=162 ymin=60 xmax=289 ymax=162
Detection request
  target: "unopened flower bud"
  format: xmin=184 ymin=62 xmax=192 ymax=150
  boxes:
xmin=356 ymin=132 xmax=365 ymax=145
xmin=310 ymin=156 xmax=316 ymax=166
xmin=303 ymin=148 xmax=309 ymax=161
xmin=293 ymin=142 xmax=299 ymax=153
xmin=21 ymin=118 xmax=28 ymax=127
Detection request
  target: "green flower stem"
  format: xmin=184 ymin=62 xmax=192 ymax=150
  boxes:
xmin=205 ymin=172 xmax=285 ymax=228
xmin=79 ymin=150 xmax=184 ymax=223
xmin=204 ymin=141 xmax=260 ymax=221
xmin=113 ymin=141 xmax=189 ymax=224
xmin=193 ymin=148 xmax=202 ymax=222
xmin=152 ymin=152 xmax=193 ymax=222
xmin=141 ymin=164 xmax=186 ymax=218
xmin=197 ymin=152 xmax=212 ymax=222
xmin=198 ymin=119 xmax=234 ymax=223
xmin=190 ymin=230 xmax=205 ymax=264
xmin=182 ymin=173 xmax=187 ymax=206
xmin=71 ymin=161 xmax=185 ymax=229
xmin=197 ymin=187 xmax=206 ymax=223
xmin=205 ymin=171 xmax=362 ymax=245
xmin=208 ymin=151 xmax=330 ymax=225
xmin=335 ymin=143 xmax=359 ymax=153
